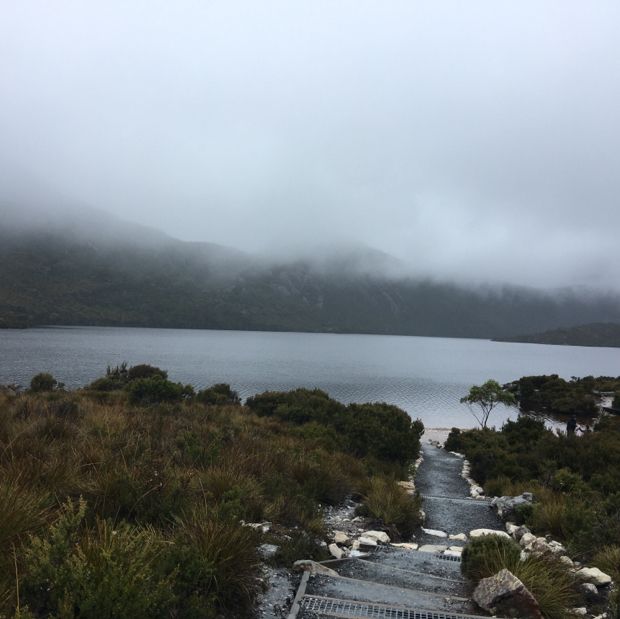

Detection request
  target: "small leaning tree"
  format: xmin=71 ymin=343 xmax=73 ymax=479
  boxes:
xmin=460 ymin=379 xmax=517 ymax=429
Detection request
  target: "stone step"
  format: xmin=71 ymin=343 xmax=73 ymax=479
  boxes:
xmin=363 ymin=549 xmax=463 ymax=580
xmin=304 ymin=573 xmax=479 ymax=615
xmin=333 ymin=557 xmax=468 ymax=597
xmin=299 ymin=593 xmax=492 ymax=618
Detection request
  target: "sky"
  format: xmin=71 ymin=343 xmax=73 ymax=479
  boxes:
xmin=1 ymin=1 xmax=620 ymax=288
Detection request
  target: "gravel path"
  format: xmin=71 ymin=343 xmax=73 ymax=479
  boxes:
xmin=416 ymin=442 xmax=502 ymax=542
xmin=292 ymin=441 xmax=502 ymax=618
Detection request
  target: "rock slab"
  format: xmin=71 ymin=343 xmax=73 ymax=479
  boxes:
xmin=473 ymin=568 xmax=543 ymax=619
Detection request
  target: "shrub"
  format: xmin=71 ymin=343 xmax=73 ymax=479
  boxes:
xmin=127 ymin=364 xmax=168 ymax=382
xmin=22 ymin=498 xmax=175 ymax=619
xmin=196 ymin=383 xmax=240 ymax=406
xmin=361 ymin=476 xmax=421 ymax=539
xmin=29 ymin=373 xmax=58 ymax=393
xmin=126 ymin=375 xmax=194 ymax=405
xmin=461 ymin=535 xmax=521 ymax=581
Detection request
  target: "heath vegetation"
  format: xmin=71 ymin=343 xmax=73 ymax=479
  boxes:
xmin=0 ymin=365 xmax=423 ymax=618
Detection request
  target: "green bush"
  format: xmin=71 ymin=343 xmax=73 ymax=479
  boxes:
xmin=22 ymin=498 xmax=175 ymax=619
xmin=196 ymin=383 xmax=240 ymax=406
xmin=127 ymin=364 xmax=168 ymax=382
xmin=126 ymin=375 xmax=194 ymax=405
xmin=29 ymin=373 xmax=58 ymax=393
xmin=246 ymin=389 xmax=423 ymax=470
xmin=461 ymin=535 xmax=521 ymax=581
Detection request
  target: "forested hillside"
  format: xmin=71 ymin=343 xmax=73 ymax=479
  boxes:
xmin=2 ymin=215 xmax=620 ymax=337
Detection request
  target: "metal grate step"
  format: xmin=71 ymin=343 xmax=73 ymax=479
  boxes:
xmin=300 ymin=595 xmax=489 ymax=619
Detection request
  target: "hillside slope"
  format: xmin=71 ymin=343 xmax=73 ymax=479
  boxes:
xmin=2 ymin=214 xmax=620 ymax=337
xmin=496 ymin=322 xmax=620 ymax=348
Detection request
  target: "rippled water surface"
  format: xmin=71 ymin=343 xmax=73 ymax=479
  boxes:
xmin=2 ymin=327 xmax=619 ymax=427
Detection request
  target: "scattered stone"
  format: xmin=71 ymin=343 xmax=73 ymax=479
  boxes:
xmin=571 ymin=608 xmax=587 ymax=616
xmin=470 ymin=528 xmax=511 ymax=540
xmin=418 ymin=544 xmax=448 ymax=554
xmin=397 ymin=480 xmax=415 ymax=493
xmin=513 ymin=525 xmax=531 ymax=541
xmin=293 ymin=560 xmax=339 ymax=577
xmin=560 ymin=555 xmax=575 ymax=568
xmin=391 ymin=542 xmax=418 ymax=550
xmin=547 ymin=540 xmax=566 ymax=555
xmin=349 ymin=549 xmax=365 ymax=557
xmin=505 ymin=522 xmax=519 ymax=536
xmin=243 ymin=521 xmax=272 ymax=533
xmin=491 ymin=493 xmax=534 ymax=520
xmin=520 ymin=532 xmax=537 ymax=548
xmin=449 ymin=533 xmax=467 ymax=541
xmin=529 ymin=537 xmax=552 ymax=555
xmin=576 ymin=567 xmax=612 ymax=586
xmin=362 ymin=530 xmax=391 ymax=544
xmin=328 ymin=543 xmax=344 ymax=559
xmin=422 ymin=527 xmax=448 ymax=538
xmin=358 ymin=536 xmax=378 ymax=548
xmin=257 ymin=543 xmax=279 ymax=559
xmin=579 ymin=582 xmax=603 ymax=604
xmin=444 ymin=549 xmax=462 ymax=558
xmin=473 ymin=568 xmax=543 ymax=619
xmin=333 ymin=531 xmax=350 ymax=545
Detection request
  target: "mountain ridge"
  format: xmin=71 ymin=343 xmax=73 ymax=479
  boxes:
xmin=2 ymin=209 xmax=620 ymax=337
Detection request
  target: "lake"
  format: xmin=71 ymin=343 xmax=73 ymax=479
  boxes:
xmin=1 ymin=326 xmax=619 ymax=428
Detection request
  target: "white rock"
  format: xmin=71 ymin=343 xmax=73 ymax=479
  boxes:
xmin=258 ymin=543 xmax=279 ymax=558
xmin=520 ymin=532 xmax=537 ymax=548
xmin=349 ymin=549 xmax=365 ymax=557
xmin=444 ymin=549 xmax=462 ymax=558
xmin=293 ymin=560 xmax=339 ymax=577
xmin=571 ymin=608 xmax=587 ymax=616
xmin=391 ymin=542 xmax=418 ymax=550
xmin=505 ymin=522 xmax=519 ymax=536
xmin=333 ymin=531 xmax=350 ymax=545
xmin=362 ymin=530 xmax=391 ymax=544
xmin=398 ymin=480 xmax=415 ymax=493
xmin=576 ymin=567 xmax=612 ymax=586
xmin=358 ymin=536 xmax=378 ymax=547
xmin=560 ymin=555 xmax=575 ymax=567
xmin=470 ymin=528 xmax=511 ymax=540
xmin=328 ymin=543 xmax=343 ymax=559
xmin=422 ymin=527 xmax=448 ymax=538
xmin=418 ymin=544 xmax=448 ymax=553
xmin=547 ymin=540 xmax=566 ymax=555
xmin=448 ymin=545 xmax=464 ymax=553
xmin=449 ymin=533 xmax=467 ymax=541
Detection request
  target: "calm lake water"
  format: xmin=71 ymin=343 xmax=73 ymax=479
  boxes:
xmin=1 ymin=326 xmax=619 ymax=428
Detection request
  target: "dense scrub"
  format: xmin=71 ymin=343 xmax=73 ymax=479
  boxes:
xmin=246 ymin=388 xmax=423 ymax=474
xmin=509 ymin=374 xmax=620 ymax=417
xmin=446 ymin=415 xmax=620 ymax=560
xmin=0 ymin=367 xmax=422 ymax=618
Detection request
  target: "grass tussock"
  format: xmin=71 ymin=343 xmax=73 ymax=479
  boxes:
xmin=358 ymin=476 xmax=422 ymax=539
xmin=0 ymin=368 xmax=423 ymax=617
xmin=462 ymin=536 xmax=579 ymax=619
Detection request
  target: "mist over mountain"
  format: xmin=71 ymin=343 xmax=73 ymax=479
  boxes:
xmin=2 ymin=208 xmax=619 ymax=337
